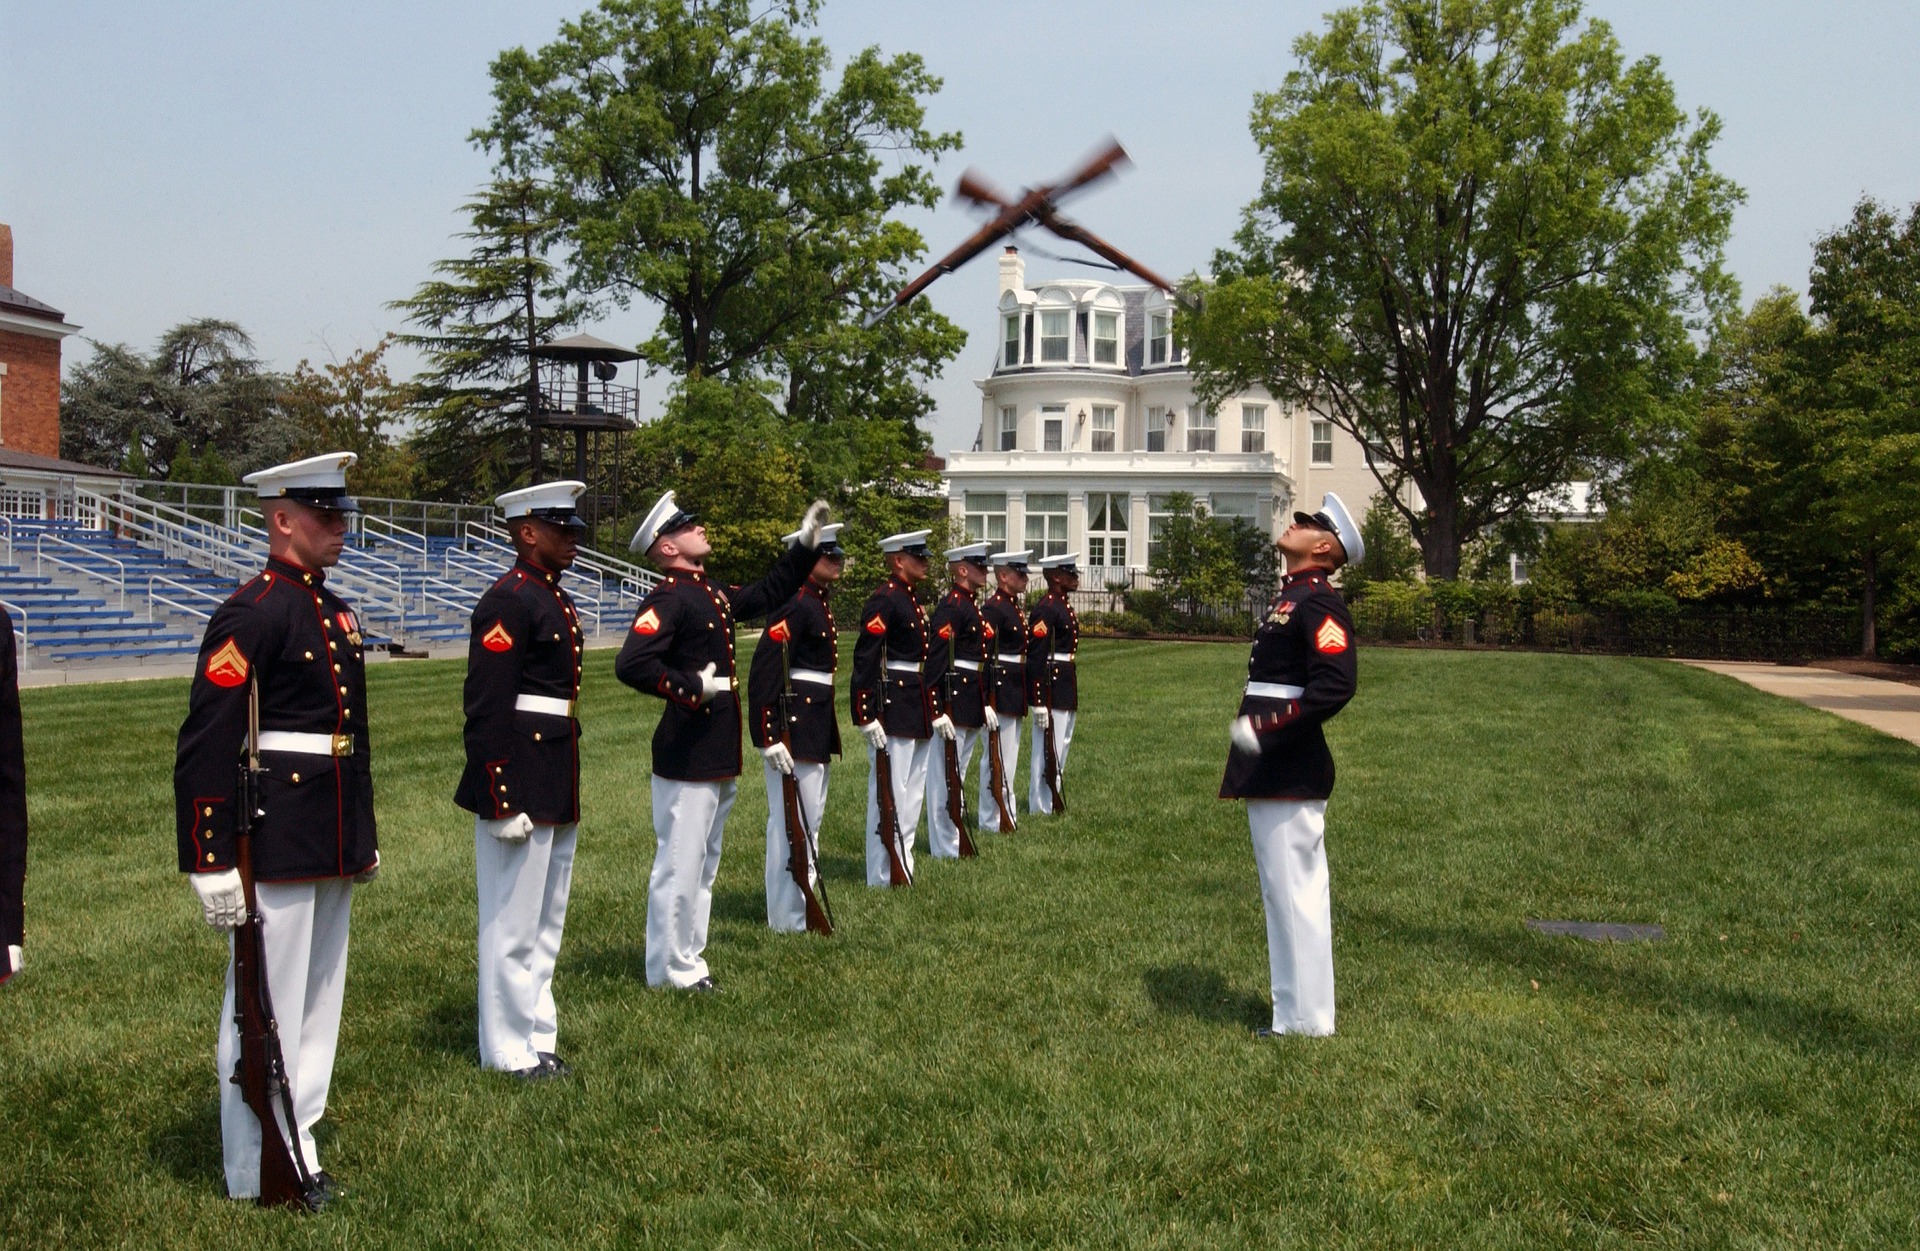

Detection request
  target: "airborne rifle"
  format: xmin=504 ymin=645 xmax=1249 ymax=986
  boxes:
xmin=873 ymin=653 xmax=913 ymax=886
xmin=776 ymin=634 xmax=833 ymax=934
xmin=940 ymin=628 xmax=978 ymax=858
xmin=1040 ymin=627 xmax=1065 ymax=814
xmin=233 ymin=675 xmax=325 ymax=1210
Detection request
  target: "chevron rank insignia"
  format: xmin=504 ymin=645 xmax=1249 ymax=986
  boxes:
xmin=633 ymin=607 xmax=662 ymax=635
xmin=1315 ymin=617 xmax=1349 ymax=654
xmin=1032 ymin=621 xmax=1049 ymax=638
xmin=938 ymin=623 xmax=953 ymax=639
xmin=482 ymin=622 xmax=514 ymax=652
xmin=865 ymin=616 xmax=886 ymax=635
xmin=767 ymin=619 xmax=792 ymax=643
xmin=205 ymin=638 xmax=249 ymax=688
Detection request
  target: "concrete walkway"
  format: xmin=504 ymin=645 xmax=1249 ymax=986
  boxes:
xmin=1680 ymin=660 xmax=1920 ymax=749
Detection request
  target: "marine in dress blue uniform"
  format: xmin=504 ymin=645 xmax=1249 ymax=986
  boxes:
xmin=457 ymin=481 xmax=589 ymax=1079
xmin=746 ymin=523 xmax=846 ymax=931
xmin=173 ymin=452 xmax=377 ymax=1200
xmin=0 ymin=608 xmax=25 ymax=985
xmin=924 ymin=542 xmax=995 ymax=857
xmin=977 ymin=549 xmax=1031 ymax=830
xmin=1221 ymin=493 xmax=1362 ymax=1038
xmin=616 ymin=491 xmax=825 ymax=987
xmin=849 ymin=530 xmax=938 ymax=885
xmin=1025 ymin=553 xmax=1081 ymax=814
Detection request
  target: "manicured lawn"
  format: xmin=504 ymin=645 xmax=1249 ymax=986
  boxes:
xmin=3 ymin=642 xmax=1918 ymax=1248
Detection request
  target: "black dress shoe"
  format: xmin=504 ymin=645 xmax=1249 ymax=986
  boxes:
xmin=1252 ymin=1026 xmax=1285 ymax=1040
xmin=507 ymin=1063 xmax=550 ymax=1082
xmin=538 ymin=1051 xmax=573 ymax=1078
xmin=312 ymin=1170 xmax=345 ymax=1200
xmin=688 ymin=976 xmax=718 ymax=993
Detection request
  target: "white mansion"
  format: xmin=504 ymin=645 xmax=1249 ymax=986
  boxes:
xmin=941 ymin=248 xmax=1380 ymax=574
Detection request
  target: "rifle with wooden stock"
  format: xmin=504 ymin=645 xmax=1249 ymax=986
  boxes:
xmin=874 ymin=659 xmax=913 ymax=887
xmin=234 ymin=675 xmax=325 ymax=1210
xmin=984 ymin=648 xmax=1015 ymax=834
xmin=776 ymin=635 xmax=833 ymax=934
xmin=1040 ymin=631 xmax=1065 ymax=814
xmin=940 ymin=629 xmax=978 ymax=858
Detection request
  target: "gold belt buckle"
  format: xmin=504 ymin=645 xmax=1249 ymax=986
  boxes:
xmin=332 ymin=734 xmax=354 ymax=757
xmin=567 ymin=699 xmax=579 ymax=717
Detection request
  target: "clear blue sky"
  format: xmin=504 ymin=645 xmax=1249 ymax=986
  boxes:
xmin=5 ymin=0 xmax=1918 ymax=456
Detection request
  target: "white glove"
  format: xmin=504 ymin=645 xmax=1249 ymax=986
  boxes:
xmin=1230 ymin=715 xmax=1261 ymax=756
xmin=697 ymin=661 xmax=730 ymax=704
xmin=1033 ymin=706 xmax=1051 ymax=731
xmin=982 ymin=706 xmax=1000 ymax=733
xmin=483 ymin=814 xmax=535 ymax=843
xmin=762 ymin=742 xmax=795 ymax=775
xmin=795 ymin=499 xmax=830 ymax=549
xmin=190 ymin=869 xmax=246 ymax=930
xmin=931 ymin=713 xmax=957 ymax=742
xmin=860 ymin=720 xmax=888 ymax=751
xmin=353 ymin=850 xmax=382 ymax=884
xmin=5 ymin=945 xmax=20 ymax=977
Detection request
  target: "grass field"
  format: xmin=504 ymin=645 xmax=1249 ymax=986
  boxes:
xmin=3 ymin=641 xmax=1920 ymax=1248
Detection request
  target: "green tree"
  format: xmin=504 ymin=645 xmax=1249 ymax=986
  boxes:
xmin=280 ymin=339 xmax=422 ymax=502
xmin=1352 ymin=492 xmax=1422 ymax=583
xmin=1147 ymin=493 xmax=1247 ymax=611
xmin=1183 ymin=0 xmax=1742 ymax=578
xmin=391 ymin=173 xmax=588 ymax=501
xmin=60 ymin=319 xmax=295 ymax=476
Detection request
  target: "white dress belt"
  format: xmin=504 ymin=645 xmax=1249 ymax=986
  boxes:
xmin=1044 ymin=654 xmax=1076 ymax=664
xmin=885 ymin=660 xmax=922 ymax=674
xmin=515 ymin=693 xmax=577 ymax=717
xmin=789 ymin=668 xmax=833 ymax=686
xmin=952 ymin=659 xmax=981 ymax=672
xmin=1246 ymin=682 xmax=1306 ymax=700
xmin=996 ymin=652 xmax=1026 ymax=664
xmin=257 ymin=730 xmax=355 ymax=757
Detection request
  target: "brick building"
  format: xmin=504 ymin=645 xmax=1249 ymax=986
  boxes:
xmin=0 ymin=224 xmax=81 ymax=459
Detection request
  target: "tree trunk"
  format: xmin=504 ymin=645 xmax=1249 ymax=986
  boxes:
xmin=1421 ymin=496 xmax=1462 ymax=580
xmin=1861 ymin=546 xmax=1877 ymax=659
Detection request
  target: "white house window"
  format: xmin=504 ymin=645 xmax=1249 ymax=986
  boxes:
xmin=1090 ymin=405 xmax=1117 ymax=452
xmin=1186 ymin=404 xmax=1216 ymax=452
xmin=1211 ymin=493 xmax=1257 ymax=526
xmin=0 ymin=487 xmax=45 ymax=519
xmin=964 ymin=492 xmax=1007 ymax=552
xmin=1148 ymin=311 xmax=1170 ymax=365
xmin=1093 ymin=311 xmax=1119 ymax=365
xmin=1311 ymin=419 xmax=1335 ymax=465
xmin=1146 ymin=406 xmax=1169 ymax=452
xmin=1040 ymin=310 xmax=1070 ymax=363
xmin=1146 ymin=493 xmax=1177 ymax=566
xmin=1025 ymin=493 xmax=1068 ymax=558
xmin=1041 ymin=405 xmax=1065 ymax=452
xmin=1241 ymin=404 xmax=1266 ymax=453
xmin=997 ymin=406 xmax=1018 ymax=451
xmin=1003 ymin=315 xmax=1021 ymax=368
xmin=1086 ymin=492 xmax=1129 ymax=568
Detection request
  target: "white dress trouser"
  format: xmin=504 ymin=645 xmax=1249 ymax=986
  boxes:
xmin=926 ymin=726 xmax=981 ymax=857
xmin=646 ymin=775 xmax=737 ymax=987
xmin=1027 ymin=709 xmax=1077 ymax=814
xmin=865 ymin=736 xmax=931 ymax=886
xmin=1248 ymin=799 xmax=1335 ymax=1035
xmin=476 ymin=818 xmax=579 ymax=1071
xmin=217 ymin=877 xmax=352 ymax=1198
xmin=763 ymin=759 xmax=829 ymax=932
xmin=977 ymin=715 xmax=1023 ymax=832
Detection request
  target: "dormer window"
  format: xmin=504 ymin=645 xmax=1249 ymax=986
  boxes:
xmin=1093 ymin=311 xmax=1119 ymax=365
xmin=1040 ymin=311 xmax=1070 ymax=363
xmin=1149 ymin=311 xmax=1171 ymax=365
xmin=1003 ymin=315 xmax=1021 ymax=367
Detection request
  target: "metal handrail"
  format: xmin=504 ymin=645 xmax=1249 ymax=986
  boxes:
xmin=0 ymin=598 xmax=27 ymax=650
xmin=358 ymin=513 xmax=428 ymax=557
xmin=466 ymin=519 xmax=658 ymax=598
xmin=147 ymin=574 xmax=225 ymax=623
xmin=35 ymin=534 xmax=127 ymax=608
xmin=0 ymin=516 xmax=12 ymax=564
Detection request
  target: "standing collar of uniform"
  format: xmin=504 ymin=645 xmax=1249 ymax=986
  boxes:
xmin=887 ymin=574 xmax=912 ymax=593
xmin=266 ymin=555 xmax=325 ymax=586
xmin=1283 ymin=565 xmax=1334 ymax=587
xmin=515 ymin=554 xmax=562 ymax=586
xmin=803 ymin=580 xmax=831 ymax=601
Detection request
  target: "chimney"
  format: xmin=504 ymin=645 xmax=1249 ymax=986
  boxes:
xmin=998 ymin=245 xmax=1024 ymax=296
xmin=0 ymin=223 xmax=12 ymax=288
